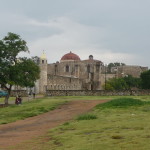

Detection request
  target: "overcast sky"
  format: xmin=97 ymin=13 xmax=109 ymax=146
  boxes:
xmin=0 ymin=0 xmax=150 ymax=67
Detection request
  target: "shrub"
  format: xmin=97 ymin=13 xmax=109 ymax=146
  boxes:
xmin=96 ymin=98 xmax=146 ymax=109
xmin=77 ymin=114 xmax=97 ymax=120
xmin=63 ymin=122 xmax=70 ymax=126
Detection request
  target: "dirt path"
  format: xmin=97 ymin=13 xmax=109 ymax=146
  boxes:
xmin=0 ymin=100 xmax=107 ymax=149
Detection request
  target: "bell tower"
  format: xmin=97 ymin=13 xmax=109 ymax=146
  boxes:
xmin=39 ymin=51 xmax=48 ymax=94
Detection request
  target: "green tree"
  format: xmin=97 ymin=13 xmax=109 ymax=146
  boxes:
xmin=104 ymin=75 xmax=141 ymax=90
xmin=123 ymin=75 xmax=141 ymax=89
xmin=105 ymin=78 xmax=128 ymax=90
xmin=32 ymin=56 xmax=40 ymax=65
xmin=140 ymin=70 xmax=150 ymax=89
xmin=0 ymin=32 xmax=40 ymax=104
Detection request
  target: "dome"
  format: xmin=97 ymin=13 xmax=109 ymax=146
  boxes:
xmin=60 ymin=51 xmax=80 ymax=61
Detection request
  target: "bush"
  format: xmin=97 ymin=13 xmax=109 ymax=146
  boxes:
xmin=77 ymin=114 xmax=97 ymax=120
xmin=96 ymin=98 xmax=146 ymax=109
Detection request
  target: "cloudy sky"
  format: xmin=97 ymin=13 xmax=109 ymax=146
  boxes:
xmin=0 ymin=0 xmax=150 ymax=67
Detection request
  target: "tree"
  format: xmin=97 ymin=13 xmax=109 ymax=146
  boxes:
xmin=0 ymin=32 xmax=40 ymax=104
xmin=104 ymin=75 xmax=141 ymax=90
xmin=123 ymin=75 xmax=141 ymax=89
xmin=105 ymin=78 xmax=128 ymax=90
xmin=140 ymin=70 xmax=150 ymax=89
xmin=32 ymin=56 xmax=40 ymax=65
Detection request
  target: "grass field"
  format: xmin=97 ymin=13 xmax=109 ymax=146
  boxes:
xmin=1 ymin=95 xmax=149 ymax=124
xmin=0 ymin=97 xmax=69 ymax=124
xmin=0 ymin=95 xmax=114 ymax=124
xmin=0 ymin=97 xmax=16 ymax=103
xmin=5 ymin=95 xmax=150 ymax=150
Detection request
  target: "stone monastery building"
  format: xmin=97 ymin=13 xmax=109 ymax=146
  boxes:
xmin=35 ymin=51 xmax=148 ymax=94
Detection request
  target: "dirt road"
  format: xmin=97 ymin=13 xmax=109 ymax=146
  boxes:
xmin=0 ymin=100 xmax=107 ymax=149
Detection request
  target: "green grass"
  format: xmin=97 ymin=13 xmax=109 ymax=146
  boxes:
xmin=77 ymin=113 xmax=97 ymax=120
xmin=0 ymin=95 xmax=113 ymax=124
xmin=50 ymin=95 xmax=150 ymax=102
xmin=0 ymin=97 xmax=68 ymax=124
xmin=96 ymin=97 xmax=148 ymax=109
xmin=1 ymin=95 xmax=150 ymax=103
xmin=0 ymin=97 xmax=16 ymax=102
xmin=2 ymin=96 xmax=150 ymax=150
xmin=10 ymin=96 xmax=150 ymax=150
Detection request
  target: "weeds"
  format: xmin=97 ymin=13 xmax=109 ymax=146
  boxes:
xmin=63 ymin=122 xmax=70 ymax=126
xmin=77 ymin=114 xmax=97 ymax=120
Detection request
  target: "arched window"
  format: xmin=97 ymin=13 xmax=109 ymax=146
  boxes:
xmin=66 ymin=65 xmax=70 ymax=72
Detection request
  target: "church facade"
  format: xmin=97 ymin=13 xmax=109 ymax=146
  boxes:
xmin=35 ymin=52 xmax=148 ymax=94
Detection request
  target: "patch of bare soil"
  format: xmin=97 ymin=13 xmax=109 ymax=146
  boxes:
xmin=0 ymin=100 xmax=107 ymax=149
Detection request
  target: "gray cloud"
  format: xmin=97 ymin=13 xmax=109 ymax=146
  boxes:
xmin=0 ymin=0 xmax=150 ymax=67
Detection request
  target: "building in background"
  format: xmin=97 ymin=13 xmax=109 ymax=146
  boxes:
xmin=35 ymin=51 xmax=148 ymax=94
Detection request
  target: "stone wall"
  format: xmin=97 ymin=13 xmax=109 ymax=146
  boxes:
xmin=8 ymin=89 xmax=150 ymax=97
xmin=46 ymin=90 xmax=150 ymax=96
xmin=47 ymin=75 xmax=82 ymax=90
xmin=116 ymin=66 xmax=148 ymax=78
xmin=10 ymin=90 xmax=28 ymax=97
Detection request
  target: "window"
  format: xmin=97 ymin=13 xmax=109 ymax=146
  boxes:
xmin=87 ymin=64 xmax=90 ymax=73
xmin=55 ymin=65 xmax=58 ymax=75
xmin=42 ymin=60 xmax=44 ymax=64
xmin=66 ymin=65 xmax=69 ymax=72
xmin=75 ymin=65 xmax=78 ymax=70
xmin=96 ymin=65 xmax=100 ymax=72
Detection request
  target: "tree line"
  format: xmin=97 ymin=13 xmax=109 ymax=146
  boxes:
xmin=104 ymin=71 xmax=150 ymax=90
